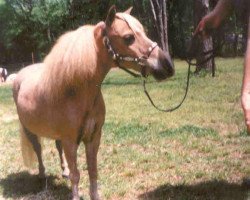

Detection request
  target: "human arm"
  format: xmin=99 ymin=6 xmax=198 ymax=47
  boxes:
xmin=194 ymin=0 xmax=233 ymax=35
xmin=242 ymin=17 xmax=250 ymax=134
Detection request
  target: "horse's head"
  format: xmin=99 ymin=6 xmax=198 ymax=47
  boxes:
xmin=100 ymin=6 xmax=174 ymax=81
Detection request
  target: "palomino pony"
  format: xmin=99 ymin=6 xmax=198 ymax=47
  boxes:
xmin=13 ymin=6 xmax=174 ymax=200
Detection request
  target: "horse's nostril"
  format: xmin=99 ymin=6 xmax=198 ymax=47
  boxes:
xmin=160 ymin=56 xmax=174 ymax=77
xmin=146 ymin=49 xmax=174 ymax=80
xmin=167 ymin=67 xmax=175 ymax=77
xmin=152 ymin=70 xmax=168 ymax=81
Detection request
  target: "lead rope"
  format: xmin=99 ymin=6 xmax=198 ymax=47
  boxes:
xmin=143 ymin=36 xmax=222 ymax=112
xmin=143 ymin=62 xmax=191 ymax=112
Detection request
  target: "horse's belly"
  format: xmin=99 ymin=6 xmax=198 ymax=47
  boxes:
xmin=23 ymin=121 xmax=61 ymax=140
xmin=16 ymin=93 xmax=75 ymax=140
xmin=17 ymin=93 xmax=82 ymax=141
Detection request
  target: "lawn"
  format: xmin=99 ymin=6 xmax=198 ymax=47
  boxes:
xmin=0 ymin=58 xmax=249 ymax=200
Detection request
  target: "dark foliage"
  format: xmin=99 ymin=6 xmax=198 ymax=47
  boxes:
xmin=0 ymin=0 xmax=246 ymax=70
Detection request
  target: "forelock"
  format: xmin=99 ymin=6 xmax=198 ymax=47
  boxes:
xmin=116 ymin=12 xmax=144 ymax=33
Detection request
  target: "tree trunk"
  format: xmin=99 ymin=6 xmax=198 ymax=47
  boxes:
xmin=194 ymin=0 xmax=215 ymax=74
xmin=133 ymin=0 xmax=144 ymax=19
xmin=149 ymin=0 xmax=169 ymax=52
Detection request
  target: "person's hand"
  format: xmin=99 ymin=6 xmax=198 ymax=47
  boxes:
xmin=194 ymin=0 xmax=232 ymax=36
xmin=194 ymin=13 xmax=221 ymax=36
xmin=194 ymin=16 xmax=209 ymax=36
xmin=242 ymin=38 xmax=250 ymax=135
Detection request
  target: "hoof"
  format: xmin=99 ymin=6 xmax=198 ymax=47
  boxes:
xmin=62 ymin=173 xmax=69 ymax=179
xmin=62 ymin=168 xmax=70 ymax=179
xmin=38 ymin=172 xmax=46 ymax=179
xmin=38 ymin=166 xmax=46 ymax=179
xmin=242 ymin=178 xmax=250 ymax=188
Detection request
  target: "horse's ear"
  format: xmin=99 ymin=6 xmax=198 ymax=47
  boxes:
xmin=124 ymin=7 xmax=133 ymax=14
xmin=105 ymin=5 xmax=116 ymax=26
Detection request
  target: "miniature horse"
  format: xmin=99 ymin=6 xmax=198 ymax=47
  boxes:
xmin=12 ymin=6 xmax=174 ymax=200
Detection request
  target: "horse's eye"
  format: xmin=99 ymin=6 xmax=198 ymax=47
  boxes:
xmin=123 ymin=34 xmax=135 ymax=46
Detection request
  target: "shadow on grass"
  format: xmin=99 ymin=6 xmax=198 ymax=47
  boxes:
xmin=139 ymin=179 xmax=250 ymax=200
xmin=102 ymin=80 xmax=140 ymax=86
xmin=0 ymin=171 xmax=71 ymax=199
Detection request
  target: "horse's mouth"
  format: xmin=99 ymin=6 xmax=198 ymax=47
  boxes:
xmin=144 ymin=47 xmax=174 ymax=81
xmin=146 ymin=58 xmax=175 ymax=81
xmin=152 ymin=69 xmax=174 ymax=81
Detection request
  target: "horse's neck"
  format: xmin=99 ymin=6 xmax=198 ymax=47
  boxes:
xmin=94 ymin=39 xmax=114 ymax=85
xmin=61 ymin=51 xmax=111 ymax=103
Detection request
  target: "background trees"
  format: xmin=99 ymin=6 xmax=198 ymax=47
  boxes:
xmin=149 ymin=0 xmax=169 ymax=52
xmin=0 ymin=0 xmax=69 ymax=63
xmin=0 ymin=0 xmax=246 ymax=72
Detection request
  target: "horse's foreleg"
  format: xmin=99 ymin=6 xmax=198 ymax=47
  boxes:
xmin=24 ymin=128 xmax=45 ymax=178
xmin=62 ymin=140 xmax=80 ymax=200
xmin=84 ymin=130 xmax=101 ymax=200
xmin=55 ymin=140 xmax=70 ymax=178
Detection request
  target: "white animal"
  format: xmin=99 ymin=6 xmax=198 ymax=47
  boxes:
xmin=0 ymin=67 xmax=7 ymax=83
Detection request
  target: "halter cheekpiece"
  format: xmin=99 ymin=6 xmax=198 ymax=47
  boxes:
xmin=103 ymin=35 xmax=157 ymax=66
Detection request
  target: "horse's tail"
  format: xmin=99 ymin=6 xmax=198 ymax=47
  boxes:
xmin=20 ymin=124 xmax=39 ymax=168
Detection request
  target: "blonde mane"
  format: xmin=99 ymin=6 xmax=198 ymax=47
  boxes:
xmin=41 ymin=25 xmax=98 ymax=101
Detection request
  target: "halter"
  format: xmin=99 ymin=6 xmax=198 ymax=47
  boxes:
xmin=143 ymin=34 xmax=222 ymax=113
xmin=103 ymin=32 xmax=158 ymax=78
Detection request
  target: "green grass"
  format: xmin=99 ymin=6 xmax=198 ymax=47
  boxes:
xmin=0 ymin=58 xmax=250 ymax=200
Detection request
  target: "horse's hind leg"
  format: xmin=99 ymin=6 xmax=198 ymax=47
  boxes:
xmin=23 ymin=127 xmax=45 ymax=178
xmin=55 ymin=140 xmax=70 ymax=178
xmin=62 ymin=140 xmax=80 ymax=200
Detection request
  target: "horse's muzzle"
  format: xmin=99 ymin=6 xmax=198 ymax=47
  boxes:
xmin=148 ymin=48 xmax=175 ymax=81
